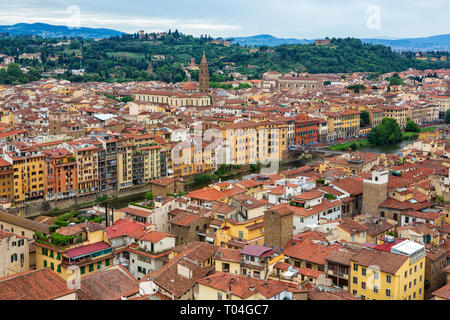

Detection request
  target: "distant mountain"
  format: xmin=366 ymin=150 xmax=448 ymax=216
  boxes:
xmin=230 ymin=33 xmax=450 ymax=51
xmin=361 ymin=34 xmax=450 ymax=52
xmin=229 ymin=34 xmax=313 ymax=47
xmin=0 ymin=23 xmax=125 ymax=39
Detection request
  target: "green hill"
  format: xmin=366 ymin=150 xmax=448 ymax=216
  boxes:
xmin=0 ymin=31 xmax=448 ymax=84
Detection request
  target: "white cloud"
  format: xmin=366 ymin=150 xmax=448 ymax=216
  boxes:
xmin=0 ymin=0 xmax=447 ymax=38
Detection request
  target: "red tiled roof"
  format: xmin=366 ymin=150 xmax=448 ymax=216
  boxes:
xmin=197 ymin=272 xmax=288 ymax=299
xmin=432 ymin=283 xmax=450 ymax=300
xmin=240 ymin=245 xmax=274 ymax=257
xmin=293 ymin=231 xmax=327 ymax=243
xmin=351 ymin=248 xmax=409 ymax=274
xmin=283 ymin=239 xmax=339 ymax=266
xmin=237 ymin=179 xmax=263 ymax=189
xmin=222 ymin=185 xmax=246 ymax=197
xmin=402 ymin=210 xmax=443 ymax=221
xmin=122 ymin=207 xmax=152 ymax=218
xmin=149 ymin=177 xmax=174 ymax=186
xmin=139 ymin=230 xmax=175 ymax=242
xmin=332 ymin=178 xmax=363 ymax=195
xmin=0 ymin=268 xmax=75 ymax=300
xmin=274 ymin=262 xmax=325 ymax=278
xmin=77 ymin=265 xmax=139 ymax=300
xmin=170 ymin=212 xmax=203 ymax=227
xmin=337 ymin=218 xmax=369 ymax=235
xmin=215 ymin=247 xmax=241 ymax=263
xmin=105 ymin=219 xmax=149 ymax=239
xmin=186 ymin=187 xmax=227 ymax=202
xmin=379 ymin=197 xmax=410 ymax=210
xmin=292 ymin=190 xmax=323 ymax=200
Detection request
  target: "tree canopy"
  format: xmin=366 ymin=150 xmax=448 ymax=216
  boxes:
xmin=405 ymin=118 xmax=420 ymax=132
xmin=360 ymin=110 xmax=370 ymax=127
xmin=347 ymin=84 xmax=366 ymax=93
xmin=368 ymin=117 xmax=403 ymax=145
xmin=386 ymin=73 xmax=405 ymax=86
xmin=0 ymin=34 xmax=448 ymax=85
xmin=446 ymin=109 xmax=450 ymax=124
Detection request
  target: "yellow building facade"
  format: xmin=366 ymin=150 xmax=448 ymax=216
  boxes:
xmin=350 ymin=247 xmax=425 ymax=300
xmin=214 ymin=217 xmax=264 ymax=249
xmin=35 ymin=225 xmax=113 ymax=281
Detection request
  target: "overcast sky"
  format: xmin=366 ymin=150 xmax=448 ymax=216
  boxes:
xmin=0 ymin=0 xmax=448 ymax=39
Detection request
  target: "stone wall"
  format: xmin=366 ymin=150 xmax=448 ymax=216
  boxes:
xmin=13 ymin=181 xmax=184 ymax=218
xmin=264 ymin=209 xmax=293 ymax=251
xmin=362 ymin=182 xmax=387 ymax=216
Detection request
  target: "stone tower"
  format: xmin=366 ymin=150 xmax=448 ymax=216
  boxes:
xmin=264 ymin=205 xmax=293 ymax=252
xmin=199 ymin=52 xmax=209 ymax=94
xmin=362 ymin=169 xmax=389 ymax=216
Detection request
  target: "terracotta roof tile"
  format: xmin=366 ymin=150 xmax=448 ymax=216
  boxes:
xmin=0 ymin=268 xmax=75 ymax=300
xmin=78 ymin=265 xmax=139 ymax=300
xmin=350 ymin=248 xmax=408 ymax=274
xmin=197 ymin=272 xmax=288 ymax=299
xmin=432 ymin=283 xmax=450 ymax=300
xmin=283 ymin=239 xmax=339 ymax=266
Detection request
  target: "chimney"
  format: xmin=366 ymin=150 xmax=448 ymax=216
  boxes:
xmin=227 ymin=279 xmax=233 ymax=300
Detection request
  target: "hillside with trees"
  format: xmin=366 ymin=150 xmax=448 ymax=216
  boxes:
xmin=0 ymin=31 xmax=448 ymax=85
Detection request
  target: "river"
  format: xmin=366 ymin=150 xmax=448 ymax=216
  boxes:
xmin=103 ymin=140 xmax=415 ymax=210
xmin=183 ymin=156 xmax=320 ymax=193
xmin=356 ymin=139 xmax=414 ymax=154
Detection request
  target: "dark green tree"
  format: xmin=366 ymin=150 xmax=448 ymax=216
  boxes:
xmin=360 ymin=110 xmax=370 ymax=127
xmin=405 ymin=118 xmax=420 ymax=132
xmin=145 ymin=191 xmax=154 ymax=201
xmin=445 ymin=109 xmax=450 ymax=124
xmin=368 ymin=117 xmax=402 ymax=145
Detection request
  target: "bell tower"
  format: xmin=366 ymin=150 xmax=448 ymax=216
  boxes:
xmin=199 ymin=52 xmax=209 ymax=94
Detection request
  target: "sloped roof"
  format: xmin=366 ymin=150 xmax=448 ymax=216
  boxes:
xmin=65 ymin=241 xmax=111 ymax=259
xmin=0 ymin=268 xmax=75 ymax=300
xmin=350 ymin=248 xmax=408 ymax=274
xmin=197 ymin=272 xmax=288 ymax=299
xmin=77 ymin=265 xmax=139 ymax=300
xmin=0 ymin=211 xmax=49 ymax=234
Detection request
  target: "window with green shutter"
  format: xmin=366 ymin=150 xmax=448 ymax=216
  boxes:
xmin=89 ymin=264 xmax=94 ymax=272
xmin=49 ymin=250 xmax=54 ymax=258
xmin=50 ymin=262 xmax=54 ymax=270
xmin=80 ymin=266 xmax=85 ymax=274
xmin=105 ymin=259 xmax=110 ymax=267
xmin=97 ymin=261 xmax=102 ymax=269
xmin=56 ymin=253 xmax=60 ymax=260
xmin=43 ymin=260 xmax=47 ymax=267
xmin=57 ymin=265 xmax=61 ymax=273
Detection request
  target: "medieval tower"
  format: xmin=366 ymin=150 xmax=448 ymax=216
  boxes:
xmin=199 ymin=52 xmax=209 ymax=94
xmin=362 ymin=169 xmax=389 ymax=216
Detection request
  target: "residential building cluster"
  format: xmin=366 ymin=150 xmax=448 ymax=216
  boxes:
xmin=0 ymin=55 xmax=449 ymax=300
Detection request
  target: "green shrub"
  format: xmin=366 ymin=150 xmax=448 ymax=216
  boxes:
xmin=50 ymin=233 xmax=75 ymax=246
xmin=54 ymin=219 xmax=69 ymax=227
xmin=49 ymin=224 xmax=60 ymax=233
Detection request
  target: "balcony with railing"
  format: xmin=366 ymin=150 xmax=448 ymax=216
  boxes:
xmin=240 ymin=257 xmax=267 ymax=270
xmin=327 ymin=266 xmax=349 ymax=279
